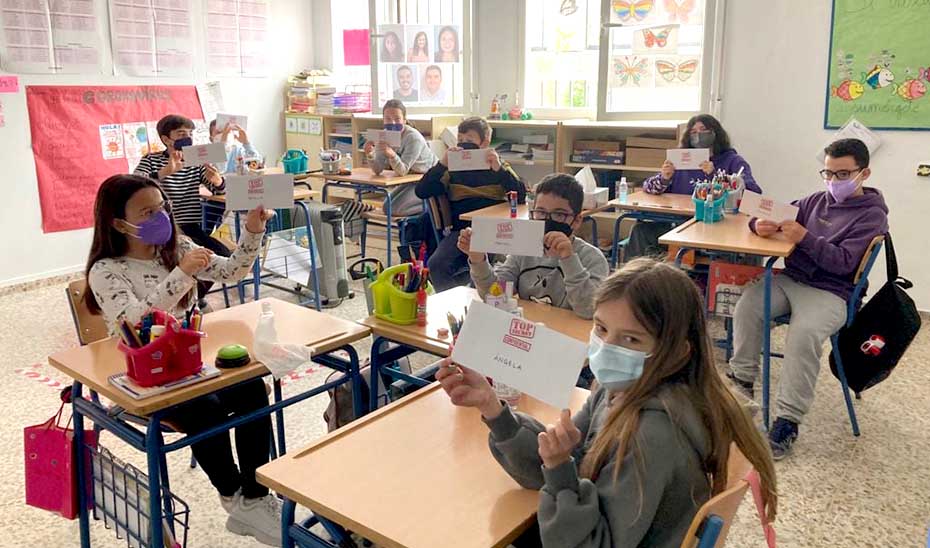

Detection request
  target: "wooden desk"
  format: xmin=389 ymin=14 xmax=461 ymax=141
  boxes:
xmin=257 ymin=383 xmax=589 ymax=548
xmin=49 ymin=298 xmax=370 ymax=416
xmin=658 ymin=214 xmax=794 ymax=257
xmin=608 ymin=191 xmax=695 ymax=216
xmin=304 ymin=167 xmax=422 ymax=187
xmin=459 ymin=202 xmax=611 ymax=222
xmin=202 ymin=186 xmax=318 ymax=204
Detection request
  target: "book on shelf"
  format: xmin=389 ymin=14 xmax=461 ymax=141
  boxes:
xmin=571 ymin=150 xmax=625 ymax=165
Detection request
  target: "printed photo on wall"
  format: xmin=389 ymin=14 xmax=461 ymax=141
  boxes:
xmin=392 ymin=63 xmax=420 ymax=102
xmin=609 ymin=55 xmax=654 ymax=88
xmin=379 ymin=25 xmax=406 ymax=63
xmin=434 ymin=25 xmax=460 ymax=63
xmin=420 ymin=63 xmax=453 ymax=104
xmin=406 ymin=25 xmax=432 ymax=63
xmin=610 ymin=0 xmax=658 ymax=26
xmin=632 ymin=25 xmax=679 ymax=55
xmin=654 ymin=56 xmax=699 ymax=87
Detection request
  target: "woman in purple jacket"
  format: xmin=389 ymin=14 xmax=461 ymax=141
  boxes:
xmin=626 ymin=114 xmax=761 ymax=259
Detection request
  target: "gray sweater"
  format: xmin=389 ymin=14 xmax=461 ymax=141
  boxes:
xmin=470 ymin=237 xmax=609 ymax=319
xmin=369 ymin=125 xmax=436 ymax=176
xmin=486 ymin=385 xmax=712 ymax=548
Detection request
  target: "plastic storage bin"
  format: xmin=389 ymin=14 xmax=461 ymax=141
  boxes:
xmin=117 ymin=310 xmax=203 ymax=387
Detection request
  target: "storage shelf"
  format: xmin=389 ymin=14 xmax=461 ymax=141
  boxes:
xmin=328 ymin=133 xmax=353 ymax=138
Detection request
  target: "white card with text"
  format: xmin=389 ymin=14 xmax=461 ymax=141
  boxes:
xmin=215 ymin=112 xmax=248 ymax=130
xmin=182 ymin=142 xmax=227 ymax=167
xmin=666 ymin=148 xmax=710 ymax=170
xmin=366 ymin=129 xmax=403 ymax=148
xmin=739 ymin=190 xmax=799 ymax=223
xmin=470 ymin=217 xmax=545 ymax=257
xmin=447 ymin=148 xmax=491 ymax=171
xmin=225 ymin=174 xmax=294 ymax=211
xmin=451 ymin=302 xmax=588 ymax=409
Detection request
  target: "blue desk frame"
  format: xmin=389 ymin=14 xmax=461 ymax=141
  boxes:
xmin=610 ymin=209 xmax=692 ymax=269
xmin=322 ymin=181 xmax=402 ymax=268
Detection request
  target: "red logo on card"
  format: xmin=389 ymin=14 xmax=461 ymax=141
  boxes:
xmin=497 ymin=221 xmax=514 ymax=240
xmin=509 ymin=318 xmax=535 ymax=339
xmin=503 ymin=334 xmax=532 ymax=351
xmin=248 ymin=177 xmax=264 ymax=195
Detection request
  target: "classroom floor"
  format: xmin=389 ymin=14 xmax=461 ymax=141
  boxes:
xmin=2 ymin=240 xmax=928 ymax=548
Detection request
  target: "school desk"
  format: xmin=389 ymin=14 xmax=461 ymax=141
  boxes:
xmin=257 ymin=382 xmax=589 ymax=548
xmin=659 ymin=214 xmax=795 ymax=430
xmin=358 ymin=286 xmax=592 ymax=412
xmin=48 ymin=298 xmax=370 ymax=548
xmin=306 ymin=167 xmax=423 ymax=268
xmin=607 ymin=191 xmax=696 ymax=268
xmin=458 ymin=202 xmax=612 ymax=245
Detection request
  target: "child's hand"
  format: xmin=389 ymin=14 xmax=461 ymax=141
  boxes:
xmin=232 ymin=124 xmax=249 ymax=144
xmin=457 ymin=228 xmax=486 ymax=263
xmin=544 ymin=232 xmax=574 ymax=259
xmin=364 ymin=141 xmax=376 ymax=155
xmin=435 ymin=358 xmax=502 ymax=418
xmin=700 ymin=160 xmax=714 ymax=175
xmin=487 ymin=148 xmax=501 ymax=171
xmin=661 ymin=160 xmax=675 ymax=181
xmin=538 ymin=409 xmax=582 ymax=469
xmin=180 ymin=248 xmax=214 ymax=276
xmin=779 ymin=220 xmax=808 ymax=243
xmin=205 ymin=164 xmax=223 ymax=187
xmin=159 ymin=150 xmax=184 ymax=179
xmin=441 ymin=146 xmax=459 ymax=167
xmin=755 ymin=219 xmax=779 ymax=238
xmin=245 ymin=205 xmax=275 ymax=234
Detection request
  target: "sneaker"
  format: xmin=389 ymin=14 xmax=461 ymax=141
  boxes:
xmin=219 ymin=490 xmax=240 ymax=514
xmin=226 ymin=494 xmax=283 ymax=546
xmin=726 ymin=372 xmax=755 ymax=400
xmin=768 ymin=417 xmax=799 ymax=461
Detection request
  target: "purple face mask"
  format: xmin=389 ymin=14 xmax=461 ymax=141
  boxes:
xmin=826 ymin=173 xmax=862 ymax=203
xmin=124 ymin=210 xmax=173 ymax=246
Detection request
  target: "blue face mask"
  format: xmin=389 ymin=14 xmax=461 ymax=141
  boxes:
xmin=384 ymin=123 xmax=404 ymax=132
xmin=586 ymin=331 xmax=650 ymax=391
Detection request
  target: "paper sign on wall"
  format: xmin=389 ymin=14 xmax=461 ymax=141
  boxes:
xmin=366 ymin=129 xmax=402 ymax=148
xmin=285 ymin=116 xmax=298 ymax=133
xmin=215 ymin=112 xmax=247 ymax=130
xmin=470 ymin=217 xmax=545 ymax=257
xmin=225 ymin=174 xmax=295 ymax=211
xmin=448 ymin=148 xmax=491 ymax=171
xmin=666 ymin=148 xmax=709 ymax=170
xmin=307 ymin=117 xmax=322 ymax=135
xmin=296 ymin=118 xmax=310 ymax=134
xmin=182 ymin=142 xmax=227 ymax=166
xmin=739 ymin=191 xmax=799 ymax=223
xmin=451 ymin=301 xmax=588 ymax=409
xmin=0 ymin=76 xmax=19 ymax=93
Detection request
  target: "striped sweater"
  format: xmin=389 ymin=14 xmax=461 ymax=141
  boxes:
xmin=134 ymin=152 xmax=225 ymax=225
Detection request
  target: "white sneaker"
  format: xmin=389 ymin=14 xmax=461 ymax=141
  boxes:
xmin=219 ymin=490 xmax=241 ymax=514
xmin=226 ymin=494 xmax=283 ymax=546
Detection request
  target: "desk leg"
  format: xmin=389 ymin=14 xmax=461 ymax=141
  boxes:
xmin=761 ymin=257 xmax=777 ymax=431
xmin=274 ymin=379 xmax=286 ymax=456
xmin=611 ymin=213 xmax=632 ymax=269
xmin=368 ymin=336 xmax=391 ymax=413
xmin=342 ymin=344 xmax=365 ymax=417
xmin=72 ymin=382 xmax=91 ymax=548
xmin=384 ymin=188 xmax=393 ymax=267
xmin=295 ymin=200 xmax=322 ymax=311
xmin=282 ymin=498 xmax=297 ymax=548
xmin=674 ymin=247 xmax=689 ymax=267
xmin=233 ymin=211 xmax=246 ymax=304
xmin=582 ymin=216 xmax=598 ymax=249
xmin=146 ymin=412 xmax=166 ymax=548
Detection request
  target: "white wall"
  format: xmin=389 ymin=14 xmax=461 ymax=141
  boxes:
xmin=0 ymin=0 xmax=313 ymax=286
xmin=474 ymin=0 xmax=520 ymax=114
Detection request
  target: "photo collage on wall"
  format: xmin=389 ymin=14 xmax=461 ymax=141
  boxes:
xmin=378 ymin=23 xmax=461 ymax=107
xmin=607 ymin=0 xmax=703 ymax=93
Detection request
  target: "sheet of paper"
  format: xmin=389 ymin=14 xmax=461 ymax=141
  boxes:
xmin=0 ymin=76 xmax=19 ymax=93
xmin=739 ymin=191 xmax=799 ymax=223
xmin=182 ymin=142 xmax=226 ymax=166
xmin=575 ymin=165 xmax=597 ymax=191
xmin=366 ymin=129 xmax=402 ymax=148
xmin=470 ymin=217 xmax=545 ymax=257
xmin=215 ymin=112 xmax=247 ymax=130
xmin=451 ymin=302 xmax=588 ymax=409
xmin=196 ymin=81 xmax=225 ymax=123
xmin=447 ymin=148 xmax=491 ymax=171
xmin=225 ymin=173 xmax=294 ymax=211
xmin=817 ymin=117 xmax=881 ymax=163
xmin=666 ymin=148 xmax=709 ymax=170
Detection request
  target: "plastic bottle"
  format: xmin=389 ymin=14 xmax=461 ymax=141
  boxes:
xmin=255 ymin=301 xmax=277 ymax=344
xmin=616 ymin=176 xmax=629 ymax=204
xmin=704 ymin=191 xmax=714 ymax=223
xmin=344 ymin=152 xmax=353 ymax=172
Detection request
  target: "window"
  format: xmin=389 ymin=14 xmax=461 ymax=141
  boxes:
xmin=522 ymin=0 xmax=602 ymax=113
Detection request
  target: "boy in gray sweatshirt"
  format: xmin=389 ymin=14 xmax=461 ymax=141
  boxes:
xmin=458 ymin=173 xmax=609 ymax=319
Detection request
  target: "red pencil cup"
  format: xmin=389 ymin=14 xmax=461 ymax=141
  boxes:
xmin=117 ymin=310 xmax=204 ymax=387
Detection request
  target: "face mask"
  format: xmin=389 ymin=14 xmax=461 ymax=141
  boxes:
xmin=826 ymin=172 xmax=862 ymax=203
xmin=172 ymin=137 xmax=193 ymax=151
xmin=458 ymin=141 xmax=480 ymax=150
xmin=122 ymin=210 xmax=173 ymax=246
xmin=689 ymin=131 xmax=715 ymax=149
xmin=586 ymin=331 xmax=650 ymax=391
xmin=544 ymin=218 xmax=573 ymax=237
xmin=384 ymin=123 xmax=404 ymax=132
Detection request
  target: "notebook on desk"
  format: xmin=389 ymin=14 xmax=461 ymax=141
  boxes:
xmin=108 ymin=365 xmax=221 ymax=400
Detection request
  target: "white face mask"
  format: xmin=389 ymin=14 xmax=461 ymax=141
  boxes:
xmin=586 ymin=331 xmax=652 ymax=391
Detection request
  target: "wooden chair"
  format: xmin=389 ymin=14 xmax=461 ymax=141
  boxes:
xmin=680 ymin=445 xmax=754 ymax=548
xmin=424 ymin=194 xmax=453 ymax=247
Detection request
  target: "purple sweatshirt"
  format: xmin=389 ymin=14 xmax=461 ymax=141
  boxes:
xmin=751 ymin=188 xmax=889 ymax=302
xmin=642 ymin=148 xmax=762 ymax=195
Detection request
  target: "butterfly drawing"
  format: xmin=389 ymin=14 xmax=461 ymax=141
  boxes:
xmin=663 ymin=0 xmax=696 ymax=23
xmin=613 ymin=0 xmax=654 ymax=22
xmin=656 ymin=59 xmax=698 ymax=82
xmin=614 ymin=56 xmax=650 ymax=86
xmin=642 ymin=27 xmax=672 ymax=48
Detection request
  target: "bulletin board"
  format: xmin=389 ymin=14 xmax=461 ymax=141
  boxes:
xmin=824 ymin=0 xmax=930 ymax=130
xmin=27 ymin=85 xmax=204 ymax=233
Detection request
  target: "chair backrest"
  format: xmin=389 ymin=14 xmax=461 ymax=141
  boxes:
xmin=66 ymin=279 xmax=109 ymax=346
xmin=680 ymin=445 xmax=753 ymax=548
xmin=853 ymin=234 xmax=884 ymax=285
xmin=427 ymin=139 xmax=447 ymax=160
xmin=425 ymin=194 xmax=453 ymax=237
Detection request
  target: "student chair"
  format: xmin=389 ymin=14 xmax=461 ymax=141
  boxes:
xmin=767 ymin=234 xmax=885 ymax=436
xmin=680 ymin=446 xmax=754 ymax=548
xmin=425 ymin=194 xmax=454 ymax=249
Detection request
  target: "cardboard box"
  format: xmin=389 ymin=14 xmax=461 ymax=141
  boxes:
xmin=582 ymin=187 xmax=609 ymax=210
xmin=626 ymin=136 xmax=679 ymax=149
xmin=573 ymin=140 xmax=622 ymax=152
xmin=625 ymin=147 xmax=666 ymax=168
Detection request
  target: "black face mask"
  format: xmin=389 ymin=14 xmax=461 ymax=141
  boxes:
xmin=544 ymin=218 xmax=573 ymax=237
xmin=173 ymin=137 xmax=193 ymax=151
xmin=457 ymin=141 xmax=480 ymax=150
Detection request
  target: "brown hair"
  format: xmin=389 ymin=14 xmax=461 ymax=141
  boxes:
xmin=382 ymin=99 xmax=407 ymax=119
xmin=156 ymin=114 xmax=194 ymax=138
xmin=458 ymin=116 xmax=491 ymax=143
xmin=581 ymin=258 xmax=777 ymax=523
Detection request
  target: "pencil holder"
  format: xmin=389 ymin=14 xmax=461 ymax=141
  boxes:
xmin=117 ymin=310 xmax=204 ymax=387
xmin=693 ymin=191 xmax=727 ymax=223
xmin=370 ymin=264 xmax=434 ymax=325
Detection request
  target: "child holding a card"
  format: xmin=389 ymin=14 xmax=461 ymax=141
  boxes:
xmin=416 ymin=116 xmax=525 ymax=290
xmin=458 ymin=173 xmax=608 ymax=319
xmin=134 ymin=114 xmax=229 ymax=307
xmin=84 ymin=174 xmax=284 ymax=546
xmin=436 ymin=258 xmax=777 ymax=547
xmin=729 ymin=138 xmax=889 ymax=460
xmin=365 ymin=99 xmax=436 ymax=177
xmin=205 ymin=119 xmax=263 ymax=233
xmin=626 ymin=114 xmax=762 ymax=259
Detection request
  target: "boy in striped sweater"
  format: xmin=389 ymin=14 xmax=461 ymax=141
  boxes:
xmin=134 ymin=114 xmax=228 ymax=306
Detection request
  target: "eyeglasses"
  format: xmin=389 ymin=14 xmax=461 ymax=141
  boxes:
xmin=819 ymin=168 xmax=863 ymax=180
xmin=529 ymin=209 xmax=575 ymax=224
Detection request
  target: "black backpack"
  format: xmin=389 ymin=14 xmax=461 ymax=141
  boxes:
xmin=829 ymin=233 xmax=921 ymax=393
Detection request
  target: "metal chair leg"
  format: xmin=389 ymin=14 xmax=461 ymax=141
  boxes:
xmin=831 ymin=334 xmax=861 ymax=436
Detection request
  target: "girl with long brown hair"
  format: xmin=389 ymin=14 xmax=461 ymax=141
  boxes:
xmin=436 ymin=258 xmax=777 ymax=547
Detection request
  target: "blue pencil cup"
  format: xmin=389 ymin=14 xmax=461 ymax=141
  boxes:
xmin=693 ymin=192 xmax=727 ymax=223
xmin=281 ymin=149 xmax=308 ymax=174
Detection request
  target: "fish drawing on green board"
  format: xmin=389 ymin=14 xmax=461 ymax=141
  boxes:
xmin=832 ymin=50 xmax=864 ymax=101
xmin=894 ymin=69 xmax=927 ymax=101
xmin=863 ymin=50 xmax=896 ymax=89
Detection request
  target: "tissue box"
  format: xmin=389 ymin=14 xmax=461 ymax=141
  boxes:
xmin=583 ymin=187 xmax=609 ymax=209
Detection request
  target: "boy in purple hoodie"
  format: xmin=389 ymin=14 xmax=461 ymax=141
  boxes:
xmin=728 ymin=138 xmax=889 ymax=460
xmin=626 ymin=114 xmax=762 ymax=258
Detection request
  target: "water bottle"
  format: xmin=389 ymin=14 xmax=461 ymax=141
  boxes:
xmin=616 ymin=176 xmax=629 ymax=204
xmin=344 ymin=152 xmax=353 ymax=172
xmin=704 ymin=192 xmax=714 ymax=223
xmin=255 ymin=301 xmax=277 ymax=346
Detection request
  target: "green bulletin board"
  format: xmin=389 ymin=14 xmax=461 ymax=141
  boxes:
xmin=824 ymin=0 xmax=930 ymax=130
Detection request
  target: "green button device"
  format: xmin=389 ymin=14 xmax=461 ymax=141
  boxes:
xmin=215 ymin=344 xmax=251 ymax=369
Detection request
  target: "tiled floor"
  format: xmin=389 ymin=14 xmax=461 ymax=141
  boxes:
xmin=3 ymin=241 xmax=928 ymax=547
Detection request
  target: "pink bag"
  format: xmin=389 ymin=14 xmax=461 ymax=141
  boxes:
xmin=24 ymin=396 xmax=98 ymax=519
